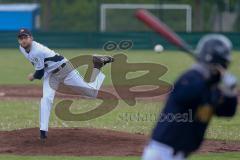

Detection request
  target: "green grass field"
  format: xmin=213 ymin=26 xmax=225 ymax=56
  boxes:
xmin=1 ymin=152 xmax=240 ymax=160
xmin=1 ymin=49 xmax=240 ymax=159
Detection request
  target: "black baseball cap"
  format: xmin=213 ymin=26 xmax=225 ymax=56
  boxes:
xmin=17 ymin=28 xmax=32 ymax=38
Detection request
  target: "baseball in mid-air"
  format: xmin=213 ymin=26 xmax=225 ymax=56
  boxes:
xmin=154 ymin=44 xmax=164 ymax=53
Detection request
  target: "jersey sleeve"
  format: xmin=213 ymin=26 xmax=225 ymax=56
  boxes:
xmin=19 ymin=46 xmax=27 ymax=57
xmin=19 ymin=46 xmax=24 ymax=53
xmin=32 ymin=52 xmax=45 ymax=70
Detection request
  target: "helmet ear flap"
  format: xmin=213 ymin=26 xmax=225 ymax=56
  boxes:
xmin=205 ymin=54 xmax=212 ymax=62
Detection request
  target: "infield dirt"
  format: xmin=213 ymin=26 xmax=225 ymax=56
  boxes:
xmin=0 ymin=85 xmax=240 ymax=156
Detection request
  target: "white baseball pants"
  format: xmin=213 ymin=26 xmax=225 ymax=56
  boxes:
xmin=142 ymin=140 xmax=186 ymax=160
xmin=40 ymin=67 xmax=105 ymax=131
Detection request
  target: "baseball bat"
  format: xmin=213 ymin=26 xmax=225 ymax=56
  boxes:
xmin=135 ymin=9 xmax=195 ymax=57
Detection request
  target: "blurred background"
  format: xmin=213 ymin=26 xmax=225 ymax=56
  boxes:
xmin=0 ymin=2 xmax=240 ymax=160
xmin=0 ymin=0 xmax=240 ymax=49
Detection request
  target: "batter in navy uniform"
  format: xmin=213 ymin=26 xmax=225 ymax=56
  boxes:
xmin=142 ymin=34 xmax=238 ymax=160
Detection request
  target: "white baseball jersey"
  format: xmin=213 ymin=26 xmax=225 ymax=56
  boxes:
xmin=19 ymin=40 xmax=106 ymax=132
xmin=19 ymin=41 xmax=66 ymax=73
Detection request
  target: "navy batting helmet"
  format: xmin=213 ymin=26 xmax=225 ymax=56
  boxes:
xmin=195 ymin=34 xmax=232 ymax=69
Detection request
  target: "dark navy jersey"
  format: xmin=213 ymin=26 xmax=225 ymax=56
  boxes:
xmin=151 ymin=69 xmax=237 ymax=155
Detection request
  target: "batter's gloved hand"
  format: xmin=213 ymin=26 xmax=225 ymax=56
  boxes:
xmin=206 ymin=67 xmax=221 ymax=86
xmin=219 ymin=72 xmax=238 ymax=97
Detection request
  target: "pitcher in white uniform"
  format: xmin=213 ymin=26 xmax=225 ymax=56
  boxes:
xmin=17 ymin=28 xmax=114 ymax=141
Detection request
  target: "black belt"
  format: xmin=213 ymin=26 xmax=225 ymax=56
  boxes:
xmin=52 ymin=63 xmax=66 ymax=74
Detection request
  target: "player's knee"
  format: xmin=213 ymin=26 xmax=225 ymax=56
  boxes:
xmin=90 ymin=91 xmax=98 ymax=98
xmin=41 ymin=96 xmax=54 ymax=104
xmin=83 ymin=89 xmax=98 ymax=98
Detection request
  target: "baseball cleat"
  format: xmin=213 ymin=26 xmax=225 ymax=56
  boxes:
xmin=93 ymin=55 xmax=114 ymax=69
xmin=40 ymin=130 xmax=47 ymax=143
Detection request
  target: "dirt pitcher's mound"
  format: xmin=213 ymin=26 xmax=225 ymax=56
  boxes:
xmin=0 ymin=128 xmax=147 ymax=156
xmin=0 ymin=128 xmax=240 ymax=156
